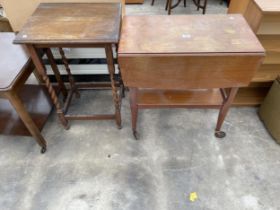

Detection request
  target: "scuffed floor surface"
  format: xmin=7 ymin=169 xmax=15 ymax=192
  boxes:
xmin=0 ymin=90 xmax=280 ymax=210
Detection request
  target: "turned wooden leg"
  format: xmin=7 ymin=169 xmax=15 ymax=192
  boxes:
xmin=197 ymin=0 xmax=200 ymax=10
xmin=6 ymin=92 xmax=47 ymax=153
xmin=45 ymin=48 xmax=68 ymax=100
xmin=215 ymin=87 xmax=239 ymax=138
xmin=26 ymin=45 xmax=69 ymax=130
xmin=184 ymin=0 xmax=186 ymax=7
xmin=118 ymin=69 xmax=125 ymax=98
xmin=129 ymin=87 xmax=139 ymax=140
xmin=115 ymin=44 xmax=125 ymax=99
xmin=58 ymin=48 xmax=80 ymax=98
xmin=105 ymin=44 xmax=122 ymax=129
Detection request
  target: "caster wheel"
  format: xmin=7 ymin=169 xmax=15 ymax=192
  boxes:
xmin=133 ymin=131 xmax=139 ymax=140
xmin=215 ymin=131 xmax=226 ymax=138
xmin=41 ymin=146 xmax=47 ymax=154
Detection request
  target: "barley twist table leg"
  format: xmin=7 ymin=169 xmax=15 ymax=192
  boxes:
xmin=27 ymin=45 xmax=69 ymax=130
xmin=105 ymin=44 xmax=122 ymax=129
xmin=42 ymin=75 xmax=69 ymax=129
xmin=45 ymin=48 xmax=68 ymax=100
xmin=58 ymin=48 xmax=80 ymax=98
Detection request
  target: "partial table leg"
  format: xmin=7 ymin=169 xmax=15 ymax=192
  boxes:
xmin=58 ymin=48 xmax=80 ymax=98
xmin=197 ymin=0 xmax=200 ymax=10
xmin=168 ymin=0 xmax=172 ymax=15
xmin=203 ymin=0 xmax=208 ymax=14
xmin=165 ymin=0 xmax=169 ymax=10
xmin=215 ymin=87 xmax=239 ymax=138
xmin=115 ymin=44 xmax=125 ymax=98
xmin=45 ymin=48 xmax=68 ymax=100
xmin=129 ymin=87 xmax=139 ymax=140
xmin=26 ymin=45 xmax=69 ymax=130
xmin=6 ymin=92 xmax=47 ymax=153
xmin=105 ymin=44 xmax=122 ymax=129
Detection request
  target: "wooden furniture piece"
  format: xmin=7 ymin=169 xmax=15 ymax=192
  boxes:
xmin=152 ymin=0 xmax=208 ymax=15
xmin=0 ymin=0 xmax=125 ymax=32
xmin=118 ymin=15 xmax=264 ymax=139
xmin=228 ymin=0 xmax=280 ymax=105
xmin=0 ymin=33 xmax=52 ymax=153
xmin=14 ymin=3 xmax=122 ymax=129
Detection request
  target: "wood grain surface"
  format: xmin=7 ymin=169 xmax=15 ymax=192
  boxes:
xmin=119 ymin=55 xmax=264 ymax=89
xmin=14 ymin=3 xmax=122 ymax=44
xmin=118 ymin=15 xmax=264 ymax=54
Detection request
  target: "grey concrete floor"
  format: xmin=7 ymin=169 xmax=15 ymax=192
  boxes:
xmin=1 ymin=1 xmax=280 ymax=210
xmin=1 ymin=90 xmax=280 ymax=210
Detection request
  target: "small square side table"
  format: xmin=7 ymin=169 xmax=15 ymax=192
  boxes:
xmin=14 ymin=3 xmax=122 ymax=129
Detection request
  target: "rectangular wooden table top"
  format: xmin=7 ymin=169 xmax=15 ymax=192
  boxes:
xmin=118 ymin=14 xmax=264 ymax=55
xmin=14 ymin=3 xmax=122 ymax=45
xmin=118 ymin=15 xmax=265 ymax=90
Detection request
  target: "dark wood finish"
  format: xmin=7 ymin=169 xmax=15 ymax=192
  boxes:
xmin=215 ymin=87 xmax=239 ymax=137
xmin=14 ymin=3 xmax=123 ymax=129
xmin=129 ymin=87 xmax=138 ymax=139
xmin=0 ymin=85 xmax=51 ymax=137
xmin=0 ymin=33 xmax=52 ymax=153
xmin=45 ymin=48 xmax=68 ymax=100
xmin=58 ymin=48 xmax=80 ymax=98
xmin=14 ymin=3 xmax=122 ymax=44
xmin=118 ymin=15 xmax=264 ymax=138
xmin=105 ymin=44 xmax=122 ymax=129
xmin=27 ymin=44 xmax=70 ymax=130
